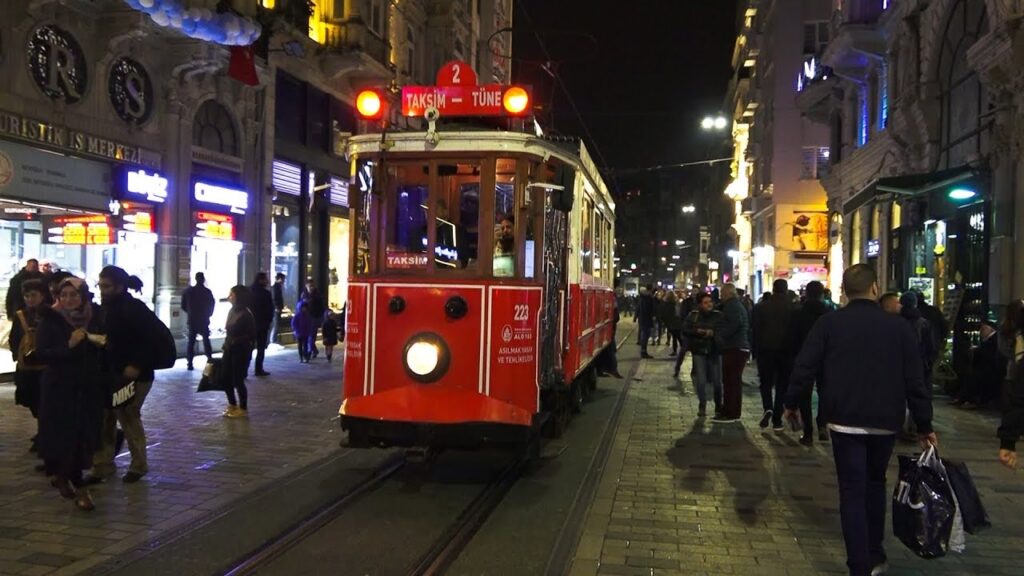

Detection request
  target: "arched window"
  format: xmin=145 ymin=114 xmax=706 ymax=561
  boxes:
xmin=192 ymin=100 xmax=238 ymax=156
xmin=936 ymin=0 xmax=989 ymax=169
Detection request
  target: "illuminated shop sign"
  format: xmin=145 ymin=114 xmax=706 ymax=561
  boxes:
xmin=866 ymin=239 xmax=880 ymax=258
xmin=125 ymin=169 xmax=168 ymax=203
xmin=44 ymin=214 xmax=113 ymax=245
xmin=193 ymin=181 xmax=248 ymax=214
xmin=193 ymin=211 xmax=236 ymax=241
xmin=119 ymin=202 xmax=154 ymax=234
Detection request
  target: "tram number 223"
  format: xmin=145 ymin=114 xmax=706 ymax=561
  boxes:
xmin=513 ymin=304 xmax=529 ymax=322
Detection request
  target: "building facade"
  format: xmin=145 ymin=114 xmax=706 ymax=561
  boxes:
xmin=726 ymin=0 xmax=833 ymax=298
xmin=0 ymin=0 xmax=510 ymax=370
xmin=795 ymin=0 xmax=1024 ymax=389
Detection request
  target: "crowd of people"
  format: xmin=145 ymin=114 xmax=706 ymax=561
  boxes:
xmin=627 ymin=265 xmax=1023 ymax=576
xmin=5 ymin=257 xmax=349 ymax=512
xmin=6 ymin=259 xmax=167 ymax=512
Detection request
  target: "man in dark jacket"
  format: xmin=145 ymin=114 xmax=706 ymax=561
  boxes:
xmin=302 ymin=280 xmax=327 ymax=358
xmin=714 ymin=283 xmax=749 ymax=423
xmin=636 ymin=286 xmax=655 ymax=359
xmin=784 ymin=264 xmax=936 ymax=576
xmin=250 ymin=273 xmax=275 ymax=376
xmin=271 ymin=272 xmax=286 ymax=343
xmin=789 ymin=280 xmax=831 ymax=445
xmin=752 ymin=279 xmax=797 ymax=430
xmin=914 ymin=290 xmax=948 ymax=366
xmin=683 ymin=292 xmax=722 ymax=417
xmin=90 ymin=266 xmax=162 ymax=484
xmin=5 ymin=258 xmax=42 ymax=319
xmin=181 ymin=272 xmax=215 ymax=371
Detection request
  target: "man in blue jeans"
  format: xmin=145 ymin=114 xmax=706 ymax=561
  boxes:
xmin=683 ymin=292 xmax=722 ymax=417
xmin=784 ymin=264 xmax=937 ymax=576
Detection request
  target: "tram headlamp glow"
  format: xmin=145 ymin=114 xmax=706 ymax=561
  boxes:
xmin=406 ymin=341 xmax=440 ymax=376
xmin=402 ymin=333 xmax=451 ymax=382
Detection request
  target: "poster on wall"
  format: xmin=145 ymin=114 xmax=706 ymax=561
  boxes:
xmin=907 ymin=277 xmax=935 ymax=305
xmin=781 ymin=210 xmax=829 ymax=253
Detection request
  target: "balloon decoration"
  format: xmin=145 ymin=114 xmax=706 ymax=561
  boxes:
xmin=122 ymin=0 xmax=262 ymax=46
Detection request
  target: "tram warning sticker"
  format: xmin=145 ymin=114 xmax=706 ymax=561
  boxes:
xmin=487 ymin=287 xmax=542 ymax=409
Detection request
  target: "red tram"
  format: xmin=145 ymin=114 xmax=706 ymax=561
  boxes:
xmin=340 ymin=85 xmax=616 ymax=449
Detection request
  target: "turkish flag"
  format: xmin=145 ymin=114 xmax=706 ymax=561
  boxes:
xmin=228 ymin=45 xmax=259 ymax=86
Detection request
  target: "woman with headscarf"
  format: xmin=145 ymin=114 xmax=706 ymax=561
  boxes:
xmin=223 ymin=285 xmax=257 ymax=418
xmin=31 ymin=277 xmax=105 ymax=511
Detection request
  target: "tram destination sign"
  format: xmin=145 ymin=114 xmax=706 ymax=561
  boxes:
xmin=401 ymin=84 xmax=510 ymax=117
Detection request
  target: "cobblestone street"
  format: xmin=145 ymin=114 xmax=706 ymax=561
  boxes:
xmin=0 ymin=348 xmax=345 ymax=576
xmin=569 ymin=341 xmax=1024 ymax=576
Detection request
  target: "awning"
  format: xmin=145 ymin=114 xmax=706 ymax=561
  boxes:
xmin=842 ymin=165 xmax=981 ymax=215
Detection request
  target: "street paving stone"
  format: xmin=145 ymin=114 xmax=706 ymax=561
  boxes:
xmin=569 ymin=341 xmax=1024 ymax=576
xmin=0 ymin=348 xmax=344 ymax=576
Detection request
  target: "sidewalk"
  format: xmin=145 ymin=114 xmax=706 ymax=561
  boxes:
xmin=0 ymin=347 xmax=345 ymax=576
xmin=568 ymin=341 xmax=1024 ymax=576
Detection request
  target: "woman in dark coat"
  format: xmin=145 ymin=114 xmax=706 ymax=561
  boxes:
xmin=321 ymin=310 xmax=339 ymax=363
xmin=223 ymin=285 xmax=256 ymax=418
xmin=32 ymin=277 xmax=105 ymax=511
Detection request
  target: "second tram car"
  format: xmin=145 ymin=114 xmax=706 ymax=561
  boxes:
xmin=340 ymin=94 xmax=616 ymax=449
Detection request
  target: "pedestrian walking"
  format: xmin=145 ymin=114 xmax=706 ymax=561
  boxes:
xmin=661 ymin=291 xmax=684 ymax=356
xmin=636 ymin=285 xmax=655 ymax=359
xmin=752 ymin=279 xmax=797 ymax=431
xmin=181 ymin=272 xmax=215 ymax=371
xmin=10 ymin=279 xmax=47 ymax=452
xmin=271 ymin=272 xmax=286 ymax=344
xmin=321 ymin=309 xmax=340 ymax=363
xmin=292 ymin=299 xmax=314 ymax=363
xmin=597 ymin=296 xmax=624 ymax=378
xmin=673 ymin=291 xmax=696 ymax=378
xmin=249 ymin=273 xmax=274 ymax=376
xmin=33 ymin=277 xmax=105 ymax=511
xmin=784 ymin=264 xmax=936 ymax=576
xmin=713 ymin=283 xmax=749 ymax=423
xmin=789 ymin=280 xmax=831 ymax=445
xmin=88 ymin=267 xmax=160 ymax=484
xmin=683 ymin=292 xmax=722 ymax=417
xmin=302 ymin=280 xmax=326 ymax=359
xmin=222 ymin=285 xmax=256 ymax=418
xmin=4 ymin=258 xmax=43 ymax=319
xmin=998 ymin=304 xmax=1023 ymax=469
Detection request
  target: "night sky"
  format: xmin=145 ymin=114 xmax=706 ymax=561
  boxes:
xmin=512 ymin=1 xmax=738 ymax=192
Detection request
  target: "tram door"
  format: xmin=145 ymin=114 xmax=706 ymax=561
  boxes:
xmin=539 ymin=167 xmax=574 ymax=390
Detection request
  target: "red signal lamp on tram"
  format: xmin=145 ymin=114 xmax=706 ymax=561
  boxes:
xmin=502 ymin=86 xmax=530 ymax=116
xmin=355 ymin=89 xmax=385 ymax=120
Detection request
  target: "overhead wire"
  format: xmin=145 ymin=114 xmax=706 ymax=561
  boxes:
xmin=512 ymin=3 xmax=620 ymax=195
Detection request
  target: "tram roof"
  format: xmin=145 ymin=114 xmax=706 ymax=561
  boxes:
xmin=346 ymin=131 xmax=615 ymax=213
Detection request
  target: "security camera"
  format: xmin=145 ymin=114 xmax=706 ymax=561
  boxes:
xmin=424 ymin=106 xmax=440 ymax=122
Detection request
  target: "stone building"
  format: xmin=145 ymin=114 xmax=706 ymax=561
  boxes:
xmin=0 ymin=0 xmax=511 ymax=371
xmin=797 ymin=0 xmax=1024 ymax=388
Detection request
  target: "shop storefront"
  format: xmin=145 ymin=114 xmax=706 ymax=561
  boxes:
xmin=189 ymin=178 xmax=248 ymax=335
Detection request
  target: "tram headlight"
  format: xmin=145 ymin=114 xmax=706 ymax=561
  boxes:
xmin=402 ymin=333 xmax=450 ymax=382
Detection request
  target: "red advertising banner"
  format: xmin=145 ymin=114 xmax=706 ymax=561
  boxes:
xmin=487 ymin=287 xmax=542 ymax=412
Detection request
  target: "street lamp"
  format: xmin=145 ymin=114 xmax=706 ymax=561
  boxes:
xmin=681 ymin=205 xmax=696 ymax=213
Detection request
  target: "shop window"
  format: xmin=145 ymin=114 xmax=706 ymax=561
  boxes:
xmin=434 ymin=162 xmax=481 ymax=270
xmin=272 ymin=203 xmax=301 ymax=308
xmin=493 ymin=158 xmax=516 ymax=277
xmin=307 ymin=86 xmax=330 ymax=151
xmin=890 ymin=202 xmax=902 ymax=230
xmin=193 ymin=100 xmax=238 ymax=156
xmin=851 ymin=208 xmax=863 ymax=264
xmin=385 ymin=162 xmax=430 ymax=272
xmin=275 ymin=72 xmax=306 ymax=145
xmin=803 ymin=21 xmax=830 ymax=54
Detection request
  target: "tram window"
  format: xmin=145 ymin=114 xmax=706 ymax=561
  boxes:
xmin=435 ymin=162 xmax=480 ymax=270
xmin=354 ymin=160 xmax=376 ymax=275
xmin=385 ymin=162 xmax=430 ymax=271
xmin=581 ymin=198 xmax=593 ymax=276
xmin=493 ymin=159 xmax=517 ymax=277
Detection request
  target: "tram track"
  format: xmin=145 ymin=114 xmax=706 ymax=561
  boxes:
xmin=221 ymin=332 xmax=635 ymax=576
